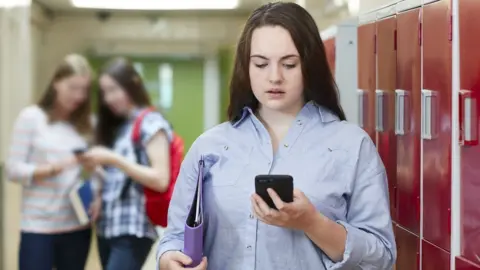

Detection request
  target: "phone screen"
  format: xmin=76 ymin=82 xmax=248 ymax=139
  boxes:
xmin=255 ymin=175 xmax=294 ymax=210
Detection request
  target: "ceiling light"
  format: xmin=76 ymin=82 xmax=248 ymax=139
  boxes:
xmin=70 ymin=0 xmax=239 ymax=10
xmin=347 ymin=0 xmax=360 ymax=15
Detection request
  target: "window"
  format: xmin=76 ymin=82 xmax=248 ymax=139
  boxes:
xmin=158 ymin=63 xmax=173 ymax=110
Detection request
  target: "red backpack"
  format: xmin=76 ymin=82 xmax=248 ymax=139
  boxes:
xmin=120 ymin=107 xmax=184 ymax=227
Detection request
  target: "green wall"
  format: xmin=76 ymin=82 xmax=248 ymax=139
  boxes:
xmin=88 ymin=56 xmax=204 ymax=152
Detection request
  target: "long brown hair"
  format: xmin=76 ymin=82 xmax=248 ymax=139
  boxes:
xmin=38 ymin=54 xmax=93 ymax=134
xmin=227 ymin=2 xmax=346 ymax=122
xmin=95 ymin=57 xmax=151 ymax=147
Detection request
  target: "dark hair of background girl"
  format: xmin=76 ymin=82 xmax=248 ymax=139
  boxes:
xmin=95 ymin=57 xmax=151 ymax=147
xmin=227 ymin=2 xmax=346 ymax=122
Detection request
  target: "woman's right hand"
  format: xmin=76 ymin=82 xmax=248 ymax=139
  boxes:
xmin=159 ymin=251 xmax=208 ymax=270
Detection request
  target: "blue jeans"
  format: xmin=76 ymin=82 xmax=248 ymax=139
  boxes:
xmin=97 ymin=235 xmax=154 ymax=270
xmin=19 ymin=228 xmax=91 ymax=270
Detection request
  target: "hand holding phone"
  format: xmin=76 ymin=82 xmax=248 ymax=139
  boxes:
xmin=255 ymin=174 xmax=294 ymax=210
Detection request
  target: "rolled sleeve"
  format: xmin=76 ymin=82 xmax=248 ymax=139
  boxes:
xmin=156 ymin=239 xmax=184 ymax=262
xmin=326 ymin=137 xmax=396 ymax=270
xmin=327 ymin=221 xmax=366 ymax=269
xmin=156 ymin=136 xmax=201 ymax=264
xmin=140 ymin=111 xmax=173 ymax=146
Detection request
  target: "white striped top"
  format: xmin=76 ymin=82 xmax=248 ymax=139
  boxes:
xmin=6 ymin=105 xmax=93 ymax=234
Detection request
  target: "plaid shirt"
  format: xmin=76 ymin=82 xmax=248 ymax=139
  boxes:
xmin=97 ymin=108 xmax=173 ymax=240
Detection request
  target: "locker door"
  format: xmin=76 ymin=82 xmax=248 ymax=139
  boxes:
xmin=459 ymin=0 xmax=480 ymax=265
xmin=376 ymin=15 xmax=397 ymax=220
xmin=357 ymin=22 xmax=376 ymax=143
xmin=456 ymin=257 xmax=480 ymax=270
xmin=422 ymin=0 xmax=452 ymax=252
xmin=422 ymin=240 xmax=451 ymax=270
xmin=395 ymin=6 xmax=422 ymax=235
xmin=324 ymin=37 xmax=336 ymax=74
xmin=396 ymin=225 xmax=420 ymax=270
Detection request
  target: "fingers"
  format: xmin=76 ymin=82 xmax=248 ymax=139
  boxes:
xmin=293 ymin=188 xmax=304 ymax=198
xmin=251 ymin=196 xmax=263 ymax=219
xmin=251 ymin=194 xmax=281 ymax=222
xmin=251 ymin=193 xmax=271 ymax=215
xmin=192 ymin=257 xmax=208 ymax=270
xmin=170 ymin=251 xmax=193 ymax=266
xmin=267 ymin=188 xmax=285 ymax=210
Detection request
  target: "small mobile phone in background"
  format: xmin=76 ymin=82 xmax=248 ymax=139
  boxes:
xmin=72 ymin=148 xmax=87 ymax=155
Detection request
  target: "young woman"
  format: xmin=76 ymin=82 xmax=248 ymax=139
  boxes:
xmin=157 ymin=2 xmax=396 ymax=270
xmin=78 ymin=57 xmax=172 ymax=270
xmin=6 ymin=54 xmax=97 ymax=270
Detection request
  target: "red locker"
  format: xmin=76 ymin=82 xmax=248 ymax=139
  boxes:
xmin=395 ymin=5 xmax=422 ymax=235
xmin=422 ymin=240 xmax=451 ymax=270
xmin=422 ymin=0 xmax=452 ymax=252
xmin=324 ymin=37 xmax=336 ymax=74
xmin=376 ymin=12 xmax=397 ymax=220
xmin=395 ymin=225 xmax=420 ymax=270
xmin=456 ymin=257 xmax=480 ymax=270
xmin=459 ymin=0 xmax=480 ymax=265
xmin=357 ymin=20 xmax=376 ymax=143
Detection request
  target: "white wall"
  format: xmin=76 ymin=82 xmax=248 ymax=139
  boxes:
xmin=0 ymin=5 xmax=35 ymax=270
xmin=360 ymin=0 xmax=396 ymax=13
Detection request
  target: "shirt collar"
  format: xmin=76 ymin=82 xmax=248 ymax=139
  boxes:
xmin=231 ymin=101 xmax=339 ymax=128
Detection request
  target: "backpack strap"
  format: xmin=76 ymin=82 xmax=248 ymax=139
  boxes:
xmin=119 ymin=107 xmax=155 ymax=199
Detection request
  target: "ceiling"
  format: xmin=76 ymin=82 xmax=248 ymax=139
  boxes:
xmin=31 ymin=0 xmax=351 ymax=31
xmin=33 ymin=0 xmax=269 ymax=14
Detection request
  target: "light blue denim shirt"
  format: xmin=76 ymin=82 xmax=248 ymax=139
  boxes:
xmin=157 ymin=102 xmax=396 ymax=269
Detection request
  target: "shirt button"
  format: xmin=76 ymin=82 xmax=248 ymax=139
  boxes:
xmin=283 ymin=144 xmax=289 ymax=148
xmin=247 ymin=245 xmax=252 ymax=249
xmin=249 ymin=214 xmax=254 ymax=219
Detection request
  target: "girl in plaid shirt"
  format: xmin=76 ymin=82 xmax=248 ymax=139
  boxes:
xmin=79 ymin=57 xmax=173 ymax=270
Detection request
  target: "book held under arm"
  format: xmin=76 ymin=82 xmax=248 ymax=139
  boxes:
xmin=69 ymin=180 xmax=94 ymax=225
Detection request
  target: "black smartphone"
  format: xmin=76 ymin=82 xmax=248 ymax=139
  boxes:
xmin=255 ymin=174 xmax=294 ymax=210
xmin=72 ymin=148 xmax=87 ymax=155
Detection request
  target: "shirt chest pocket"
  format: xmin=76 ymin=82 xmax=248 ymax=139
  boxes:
xmin=206 ymin=146 xmax=252 ymax=187
xmin=297 ymin=147 xmax=350 ymax=210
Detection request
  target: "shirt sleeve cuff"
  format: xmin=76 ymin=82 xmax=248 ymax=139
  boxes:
xmin=156 ymin=239 xmax=184 ymax=265
xmin=328 ymin=221 xmax=366 ymax=269
xmin=25 ymin=165 xmax=37 ymax=186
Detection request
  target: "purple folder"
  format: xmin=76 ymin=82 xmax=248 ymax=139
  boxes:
xmin=183 ymin=157 xmax=204 ymax=268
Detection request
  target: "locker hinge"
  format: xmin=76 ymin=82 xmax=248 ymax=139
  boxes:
xmin=374 ymin=34 xmax=377 ymax=54
xmin=394 ymin=29 xmax=397 ymax=50
xmin=418 ymin=22 xmax=422 ymax=46
xmin=448 ymin=14 xmax=453 ymax=41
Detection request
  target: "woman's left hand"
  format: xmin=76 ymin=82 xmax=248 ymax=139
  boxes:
xmin=251 ymin=188 xmax=320 ymax=231
xmin=79 ymin=146 xmax=118 ymax=166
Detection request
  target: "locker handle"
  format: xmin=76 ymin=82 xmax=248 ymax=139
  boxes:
xmin=421 ymin=89 xmax=437 ymax=140
xmin=395 ymin=89 xmax=408 ymax=135
xmin=376 ymin=89 xmax=386 ymax=132
xmin=357 ymin=89 xmax=366 ymax=128
xmin=460 ymin=90 xmax=478 ymax=146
